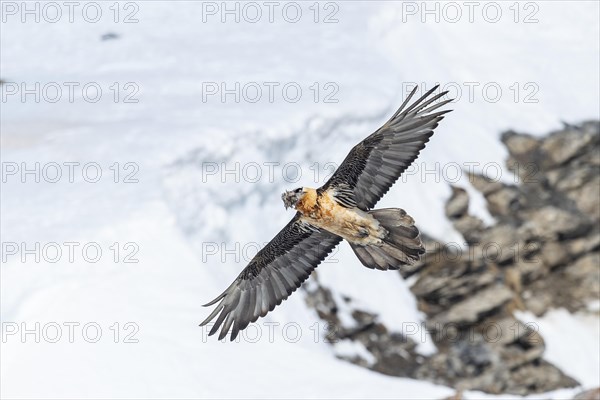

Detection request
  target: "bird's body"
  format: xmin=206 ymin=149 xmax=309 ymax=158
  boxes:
xmin=296 ymin=188 xmax=384 ymax=245
xmin=201 ymin=85 xmax=453 ymax=341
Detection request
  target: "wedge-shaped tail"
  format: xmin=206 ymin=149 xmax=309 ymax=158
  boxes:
xmin=350 ymin=208 xmax=424 ymax=270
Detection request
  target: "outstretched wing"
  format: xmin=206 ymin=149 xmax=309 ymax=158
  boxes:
xmin=321 ymin=85 xmax=452 ymax=210
xmin=200 ymin=214 xmax=341 ymax=341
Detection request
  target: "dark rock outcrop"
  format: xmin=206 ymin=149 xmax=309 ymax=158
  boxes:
xmin=303 ymin=120 xmax=599 ymax=395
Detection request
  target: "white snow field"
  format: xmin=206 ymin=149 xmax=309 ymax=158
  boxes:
xmin=1 ymin=1 xmax=599 ymax=399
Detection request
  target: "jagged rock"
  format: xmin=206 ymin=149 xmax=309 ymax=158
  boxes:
xmin=564 ymin=252 xmax=600 ymax=297
xmin=413 ymin=263 xmax=497 ymax=315
xmin=476 ymin=225 xmax=524 ymax=264
xmin=540 ymin=127 xmax=597 ymax=168
xmin=366 ymin=330 xmax=422 ymax=377
xmin=523 ymin=252 xmax=600 ymax=314
xmin=303 ymin=277 xmax=339 ymax=321
xmin=302 ymin=121 xmax=598 ymax=395
xmin=506 ymin=362 xmax=578 ymax=395
xmin=573 ymin=387 xmax=600 ymax=399
xmin=452 ymin=215 xmax=486 ymax=244
xmin=465 ymin=172 xmax=524 ymax=220
xmin=540 ymin=241 xmax=570 ymax=269
xmin=566 ymin=177 xmax=600 ymax=221
xmin=546 ymin=164 xmax=596 ymax=192
xmin=500 ymin=344 xmax=544 ymax=370
xmin=503 ymin=121 xmax=599 ymax=181
xmin=488 ymin=317 xmax=542 ymax=347
xmin=522 ymin=288 xmax=553 ymax=316
xmin=416 ymin=337 xmax=497 ymax=383
xmin=446 ymin=186 xmax=469 ymax=219
xmin=581 ymin=139 xmax=600 ymax=166
xmin=351 ymin=309 xmax=377 ymax=327
xmin=521 ymin=206 xmax=591 ymax=240
xmin=567 ymin=233 xmax=600 ymax=257
xmin=502 ymin=131 xmax=539 ymax=158
xmin=442 ymin=392 xmax=463 ymax=400
xmin=468 ymin=172 xmax=504 ymax=195
xmin=445 ymin=185 xmax=487 ymax=243
xmin=429 ymin=285 xmax=513 ymax=327
xmin=415 ymin=326 xmax=573 ymax=395
xmin=485 ymin=186 xmax=522 ymax=218
xmin=514 ymin=256 xmax=548 ymax=284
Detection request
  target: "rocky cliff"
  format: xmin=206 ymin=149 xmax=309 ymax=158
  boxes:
xmin=304 ymin=120 xmax=599 ymax=395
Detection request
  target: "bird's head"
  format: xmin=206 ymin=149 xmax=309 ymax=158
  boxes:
xmin=281 ymin=188 xmax=304 ymax=210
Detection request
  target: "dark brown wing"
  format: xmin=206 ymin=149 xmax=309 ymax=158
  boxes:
xmin=200 ymin=213 xmax=341 ymax=341
xmin=321 ymin=85 xmax=452 ymax=210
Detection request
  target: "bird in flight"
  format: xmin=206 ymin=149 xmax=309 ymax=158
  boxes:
xmin=201 ymin=85 xmax=452 ymax=341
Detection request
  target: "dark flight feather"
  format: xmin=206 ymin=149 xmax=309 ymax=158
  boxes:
xmin=201 ymin=213 xmax=341 ymax=341
xmin=322 ymin=85 xmax=452 ymax=210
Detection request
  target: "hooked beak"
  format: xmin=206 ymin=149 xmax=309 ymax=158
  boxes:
xmin=281 ymin=190 xmax=301 ymax=210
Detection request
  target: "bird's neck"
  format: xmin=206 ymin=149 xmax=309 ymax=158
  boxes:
xmin=296 ymin=188 xmax=318 ymax=215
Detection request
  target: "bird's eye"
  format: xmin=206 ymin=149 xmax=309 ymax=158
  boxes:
xmin=295 ymin=188 xmax=302 ymax=193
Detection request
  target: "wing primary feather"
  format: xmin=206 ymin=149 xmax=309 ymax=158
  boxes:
xmin=388 ymin=84 xmax=421 ymax=121
xmin=202 ymin=292 xmax=226 ymax=307
xmin=270 ymin=271 xmax=288 ymax=300
xmin=200 ymin=303 xmax=224 ymax=326
xmin=320 ymin=85 xmax=452 ymax=210
xmin=219 ymin=311 xmax=236 ymax=341
xmin=263 ymin=276 xmax=278 ymax=311
xmin=406 ymin=90 xmax=449 ymax=115
xmin=417 ymin=99 xmax=453 ymax=116
xmin=278 ymin=267 xmax=297 ymax=288
xmin=241 ymin=287 xmax=256 ymax=330
xmin=403 ymin=85 xmax=441 ymax=115
xmin=252 ymin=285 xmax=263 ymax=321
xmin=202 ymin=282 xmax=235 ymax=307
xmin=209 ymin=288 xmax=241 ymax=336
xmin=260 ymin=283 xmax=271 ymax=316
xmin=209 ymin=307 xmax=229 ymax=336
xmin=230 ymin=290 xmax=250 ymax=341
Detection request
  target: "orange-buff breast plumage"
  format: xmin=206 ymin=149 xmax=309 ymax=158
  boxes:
xmin=296 ymin=188 xmax=384 ymax=245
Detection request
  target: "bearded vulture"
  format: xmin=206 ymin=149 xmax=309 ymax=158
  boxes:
xmin=201 ymin=85 xmax=452 ymax=340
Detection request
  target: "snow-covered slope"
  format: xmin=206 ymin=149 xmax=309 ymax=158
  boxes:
xmin=1 ymin=2 xmax=598 ymax=398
